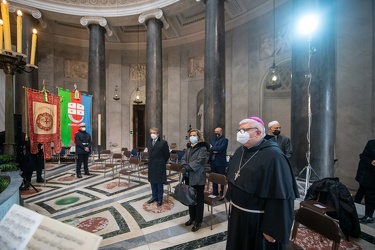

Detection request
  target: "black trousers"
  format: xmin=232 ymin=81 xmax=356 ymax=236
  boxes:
xmin=188 ymin=184 xmax=205 ymax=223
xmin=365 ymin=187 xmax=375 ymax=217
xmin=354 ymin=185 xmax=367 ymax=203
xmin=76 ymin=154 xmax=89 ymax=174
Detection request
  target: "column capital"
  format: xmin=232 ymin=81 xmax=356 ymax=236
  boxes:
xmin=138 ymin=9 xmax=169 ymax=29
xmin=9 ymin=4 xmax=47 ymax=29
xmin=80 ymin=16 xmax=113 ymax=36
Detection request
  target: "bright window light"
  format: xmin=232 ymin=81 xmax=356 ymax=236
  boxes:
xmin=297 ymin=14 xmax=319 ymax=37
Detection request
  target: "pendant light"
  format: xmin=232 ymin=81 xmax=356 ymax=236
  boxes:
xmin=134 ymin=25 xmax=143 ymax=104
xmin=266 ymin=0 xmax=282 ymax=90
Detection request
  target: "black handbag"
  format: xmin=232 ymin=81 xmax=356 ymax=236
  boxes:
xmin=174 ymin=179 xmax=197 ymax=206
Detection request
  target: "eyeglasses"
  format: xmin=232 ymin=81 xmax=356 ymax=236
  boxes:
xmin=237 ymin=127 xmax=258 ymax=134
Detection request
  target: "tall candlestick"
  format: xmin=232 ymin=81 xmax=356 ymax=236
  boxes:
xmin=98 ymin=114 xmax=101 ymax=146
xmin=1 ymin=0 xmax=11 ymax=50
xmin=0 ymin=19 xmax=3 ymax=51
xmin=16 ymin=10 xmax=22 ymax=53
xmin=30 ymin=29 xmax=37 ymax=65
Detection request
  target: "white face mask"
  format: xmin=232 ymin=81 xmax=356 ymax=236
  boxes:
xmin=81 ymin=127 xmax=86 ymax=131
xmin=150 ymin=134 xmax=158 ymax=140
xmin=190 ymin=136 xmax=198 ymax=144
xmin=236 ymin=131 xmax=249 ymax=144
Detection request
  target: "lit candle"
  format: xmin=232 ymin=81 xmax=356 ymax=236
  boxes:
xmin=0 ymin=19 xmax=3 ymax=51
xmin=1 ymin=0 xmax=11 ymax=50
xmin=30 ymin=29 xmax=37 ymax=65
xmin=98 ymin=114 xmax=101 ymax=146
xmin=17 ymin=10 xmax=22 ymax=53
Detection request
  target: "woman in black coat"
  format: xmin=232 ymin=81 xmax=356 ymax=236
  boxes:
xmin=180 ymin=128 xmax=209 ymax=232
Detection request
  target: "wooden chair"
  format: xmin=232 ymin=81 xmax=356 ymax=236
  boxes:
xmin=166 ymin=154 xmax=179 ymax=175
xmin=118 ymin=157 xmax=141 ymax=185
xmin=140 ymin=151 xmax=149 ymax=164
xmin=204 ymin=173 xmax=228 ymax=230
xmin=164 ymin=163 xmax=182 ymax=201
xmin=103 ymin=153 xmax=124 ymax=178
xmin=93 ymin=149 xmax=111 ymax=164
xmin=121 ymin=147 xmax=128 ymax=153
xmin=289 ymin=206 xmax=341 ymax=250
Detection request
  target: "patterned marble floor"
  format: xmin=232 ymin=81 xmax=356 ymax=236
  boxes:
xmin=21 ymin=161 xmax=375 ymax=250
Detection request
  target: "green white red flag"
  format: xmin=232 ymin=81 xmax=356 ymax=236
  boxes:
xmin=58 ymin=88 xmax=92 ymax=147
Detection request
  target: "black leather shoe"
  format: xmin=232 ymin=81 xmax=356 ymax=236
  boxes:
xmin=147 ymin=198 xmax=157 ymax=204
xmin=360 ymin=216 xmax=374 ymax=224
xmin=157 ymin=201 xmax=163 ymax=206
xmin=84 ymin=172 xmax=91 ymax=176
xmin=36 ymin=178 xmax=44 ymax=183
xmin=76 ymin=174 xmax=82 ymax=178
xmin=185 ymin=219 xmax=194 ymax=226
xmin=191 ymin=222 xmax=201 ymax=232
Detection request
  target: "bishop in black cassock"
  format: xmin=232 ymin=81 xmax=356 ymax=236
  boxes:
xmin=226 ymin=117 xmax=299 ymax=250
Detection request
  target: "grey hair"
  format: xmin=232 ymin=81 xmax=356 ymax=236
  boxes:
xmin=149 ymin=127 xmax=159 ymax=134
xmin=239 ymin=118 xmax=265 ymax=137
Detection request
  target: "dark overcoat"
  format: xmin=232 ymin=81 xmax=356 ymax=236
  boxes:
xmin=147 ymin=138 xmax=170 ymax=183
xmin=75 ymin=131 xmax=91 ymax=155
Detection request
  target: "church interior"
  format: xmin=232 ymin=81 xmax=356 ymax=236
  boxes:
xmin=1 ymin=0 xmax=375 ymax=249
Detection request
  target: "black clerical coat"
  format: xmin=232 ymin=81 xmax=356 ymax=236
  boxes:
xmin=226 ymin=139 xmax=299 ymax=250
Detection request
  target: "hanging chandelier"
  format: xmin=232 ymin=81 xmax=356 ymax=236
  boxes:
xmin=133 ymin=25 xmax=143 ymax=104
xmin=266 ymin=0 xmax=282 ymax=91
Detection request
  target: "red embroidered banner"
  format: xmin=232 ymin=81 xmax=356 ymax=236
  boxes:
xmin=27 ymin=88 xmax=61 ymax=159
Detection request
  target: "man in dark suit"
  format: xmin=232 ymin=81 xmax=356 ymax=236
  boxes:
xmin=75 ymin=123 xmax=91 ymax=178
xmin=209 ymin=127 xmax=228 ymax=196
xmin=265 ymin=121 xmax=292 ymax=159
xmin=356 ymin=139 xmax=375 ymax=223
xmin=146 ymin=127 xmax=170 ymax=206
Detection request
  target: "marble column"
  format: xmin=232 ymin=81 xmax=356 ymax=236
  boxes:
xmin=203 ymin=0 xmax=226 ymax=141
xmin=81 ymin=17 xmax=111 ymax=152
xmin=3 ymin=73 xmax=15 ymax=156
xmin=139 ymin=9 xmax=169 ymax=135
xmin=291 ymin=0 xmax=336 ymax=179
xmin=15 ymin=12 xmax=39 ymax=137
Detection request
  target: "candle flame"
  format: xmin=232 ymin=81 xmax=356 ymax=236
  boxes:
xmin=33 ymin=28 xmax=37 ymax=34
xmin=2 ymin=1 xmax=7 ymax=5
xmin=0 ymin=20 xmax=3 ymax=25
xmin=17 ymin=10 xmax=22 ymax=16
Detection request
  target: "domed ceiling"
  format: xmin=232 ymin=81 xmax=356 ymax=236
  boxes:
xmin=9 ymin=0 xmax=278 ymax=44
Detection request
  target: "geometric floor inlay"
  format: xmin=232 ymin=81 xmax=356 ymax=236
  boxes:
xmin=35 ymin=190 xmax=100 ymax=214
xmin=121 ymin=195 xmax=189 ymax=229
xmin=62 ymin=206 xmax=129 ymax=239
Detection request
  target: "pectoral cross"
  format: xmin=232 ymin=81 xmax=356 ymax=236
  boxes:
xmin=234 ymin=171 xmax=240 ymax=180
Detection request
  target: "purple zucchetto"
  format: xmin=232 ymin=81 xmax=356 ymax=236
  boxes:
xmin=248 ymin=116 xmax=264 ymax=126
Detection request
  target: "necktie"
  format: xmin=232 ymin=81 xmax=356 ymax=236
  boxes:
xmin=152 ymin=140 xmax=156 ymax=146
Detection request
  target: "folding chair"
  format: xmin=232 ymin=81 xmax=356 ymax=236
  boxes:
xmin=103 ymin=153 xmax=124 ymax=178
xmin=118 ymin=157 xmax=141 ymax=185
xmin=204 ymin=173 xmax=228 ymax=229
xmin=289 ymin=206 xmax=341 ymax=250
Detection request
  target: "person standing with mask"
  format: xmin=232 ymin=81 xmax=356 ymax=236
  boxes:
xmin=265 ymin=120 xmax=292 ymax=159
xmin=226 ymin=117 xmax=299 ymax=249
xmin=75 ymin=123 xmax=91 ymax=178
xmin=209 ymin=127 xmax=228 ymax=196
xmin=181 ymin=128 xmax=209 ymax=232
xmin=146 ymin=127 xmax=170 ymax=206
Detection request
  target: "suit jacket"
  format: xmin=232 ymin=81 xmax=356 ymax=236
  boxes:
xmin=265 ymin=134 xmax=292 ymax=159
xmin=147 ymin=137 xmax=170 ymax=183
xmin=356 ymin=139 xmax=375 ymax=189
xmin=75 ymin=131 xmax=91 ymax=155
xmin=209 ymin=136 xmax=228 ymax=167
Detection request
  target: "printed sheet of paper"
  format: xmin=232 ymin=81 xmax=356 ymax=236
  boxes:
xmin=0 ymin=204 xmax=102 ymax=250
